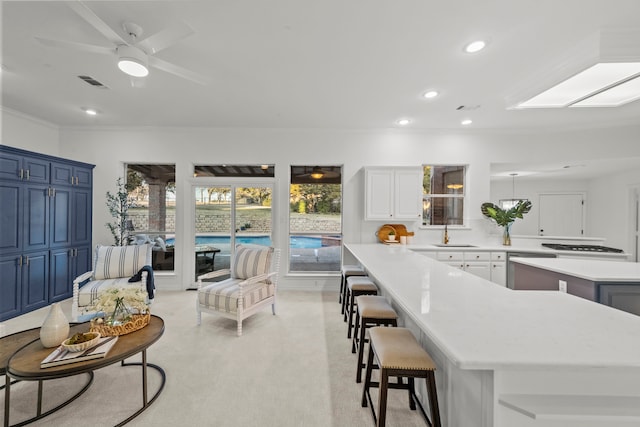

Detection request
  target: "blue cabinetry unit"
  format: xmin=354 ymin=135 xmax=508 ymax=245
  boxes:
xmin=0 ymin=146 xmax=94 ymax=321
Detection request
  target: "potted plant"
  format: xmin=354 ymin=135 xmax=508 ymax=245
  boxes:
xmin=387 ymin=229 xmax=396 ymax=241
xmin=106 ymin=177 xmax=136 ymax=246
xmin=481 ymin=200 xmax=532 ymax=246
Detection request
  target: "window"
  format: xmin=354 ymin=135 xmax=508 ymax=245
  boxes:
xmin=126 ymin=164 xmax=176 ymax=271
xmin=422 ymin=165 xmax=466 ymax=226
xmin=289 ymin=166 xmax=342 ymax=272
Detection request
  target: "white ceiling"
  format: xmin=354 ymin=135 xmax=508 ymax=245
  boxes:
xmin=2 ymin=0 xmax=640 ymax=132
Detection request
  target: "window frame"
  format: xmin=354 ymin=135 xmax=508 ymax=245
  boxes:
xmin=288 ymin=165 xmax=343 ymax=275
xmin=421 ymin=164 xmax=468 ymax=229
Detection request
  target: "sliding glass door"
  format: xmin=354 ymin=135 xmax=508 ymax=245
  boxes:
xmin=193 ymin=183 xmax=273 ymax=280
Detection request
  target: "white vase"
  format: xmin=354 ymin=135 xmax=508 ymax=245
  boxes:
xmin=40 ymin=303 xmax=70 ymax=348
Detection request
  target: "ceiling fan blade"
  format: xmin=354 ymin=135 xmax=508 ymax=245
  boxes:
xmin=136 ymin=22 xmax=195 ymax=55
xmin=68 ymin=1 xmax=126 ymax=46
xmin=35 ymin=36 xmax=115 ymax=56
xmin=148 ymin=56 xmax=209 ymax=85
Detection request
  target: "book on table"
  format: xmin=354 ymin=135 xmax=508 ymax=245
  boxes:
xmin=41 ymin=336 xmax=119 ymax=368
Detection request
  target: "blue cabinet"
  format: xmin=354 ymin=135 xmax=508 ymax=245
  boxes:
xmin=0 ymin=146 xmax=94 ymax=321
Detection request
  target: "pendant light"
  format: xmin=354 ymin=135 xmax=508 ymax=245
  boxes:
xmin=499 ymin=173 xmax=527 ymax=209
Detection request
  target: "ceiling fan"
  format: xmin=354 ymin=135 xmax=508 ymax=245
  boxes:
xmin=35 ymin=1 xmax=208 ymax=85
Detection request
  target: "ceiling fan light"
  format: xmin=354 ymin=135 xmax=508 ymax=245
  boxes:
xmin=117 ymin=45 xmax=149 ymax=77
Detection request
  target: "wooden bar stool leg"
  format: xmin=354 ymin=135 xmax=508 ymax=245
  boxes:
xmin=347 ymin=292 xmax=356 ymax=338
xmin=361 ymin=343 xmax=375 ymax=409
xmin=408 ymin=377 xmax=417 ymax=410
xmin=342 ymin=287 xmax=350 ymax=320
xmin=427 ymin=371 xmax=442 ymax=427
xmin=352 ymin=308 xmax=361 ymax=353
xmin=356 ymin=318 xmax=368 ymax=382
xmin=378 ymin=369 xmax=389 ymax=427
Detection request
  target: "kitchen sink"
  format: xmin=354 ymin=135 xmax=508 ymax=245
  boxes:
xmin=433 ymin=244 xmax=477 ymax=247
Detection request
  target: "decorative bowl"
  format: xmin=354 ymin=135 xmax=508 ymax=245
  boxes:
xmin=61 ymin=332 xmax=100 ymax=352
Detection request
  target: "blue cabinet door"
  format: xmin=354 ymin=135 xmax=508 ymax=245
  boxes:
xmin=22 ymin=250 xmax=49 ymax=312
xmin=0 ymin=182 xmax=21 ymax=254
xmin=22 ymin=156 xmax=50 ymax=184
xmin=24 ymin=184 xmax=49 ymax=252
xmin=72 ymin=188 xmax=92 ymax=246
xmin=50 ymin=248 xmax=72 ymax=303
xmin=0 ymin=254 xmax=21 ymax=321
xmin=74 ymin=166 xmax=93 ymax=188
xmin=0 ymin=151 xmax=23 ymax=181
xmin=50 ymin=186 xmax=72 ymax=248
xmin=74 ymin=245 xmax=92 ymax=277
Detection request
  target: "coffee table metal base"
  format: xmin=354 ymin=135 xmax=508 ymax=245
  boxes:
xmin=4 ymin=373 xmax=94 ymax=427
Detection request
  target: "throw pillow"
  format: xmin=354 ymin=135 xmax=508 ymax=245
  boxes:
xmin=231 ymin=245 xmax=274 ymax=281
xmin=94 ymin=244 xmax=152 ymax=280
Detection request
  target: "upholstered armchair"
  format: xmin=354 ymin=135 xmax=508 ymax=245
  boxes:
xmin=72 ymin=244 xmax=154 ymax=320
xmin=196 ymin=244 xmax=280 ymax=336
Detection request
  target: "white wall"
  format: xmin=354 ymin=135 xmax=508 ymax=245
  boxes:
xmin=490 ymin=178 xmax=590 ymax=236
xmin=1 ymin=108 xmax=60 ymax=155
xmin=589 ymin=168 xmax=640 ymax=256
xmin=5 ymin=117 xmax=639 ymax=290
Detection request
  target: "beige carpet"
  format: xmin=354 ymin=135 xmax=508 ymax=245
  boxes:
xmin=2 ymin=291 xmax=429 ymax=427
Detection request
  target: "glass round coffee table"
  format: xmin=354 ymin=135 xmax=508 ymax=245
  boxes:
xmin=3 ymin=315 xmax=165 ymax=427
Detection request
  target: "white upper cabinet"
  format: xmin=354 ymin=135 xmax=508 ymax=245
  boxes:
xmin=365 ymin=166 xmax=423 ymax=221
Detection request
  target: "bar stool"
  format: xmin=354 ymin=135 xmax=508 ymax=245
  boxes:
xmin=361 ymin=327 xmax=441 ymax=427
xmin=352 ymin=295 xmax=398 ymax=383
xmin=340 ymin=264 xmax=366 ymax=309
xmin=344 ymin=276 xmax=378 ymax=339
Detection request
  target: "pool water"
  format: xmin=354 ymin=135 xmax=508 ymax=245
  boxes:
xmin=166 ymin=236 xmax=338 ymax=249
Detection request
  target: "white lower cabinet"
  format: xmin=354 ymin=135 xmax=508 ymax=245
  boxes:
xmin=490 ymin=252 xmax=507 ymax=286
xmin=434 ymin=250 xmax=505 ymax=285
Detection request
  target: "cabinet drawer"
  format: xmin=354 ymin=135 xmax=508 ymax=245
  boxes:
xmin=464 ymin=252 xmax=490 ymax=262
xmin=437 ymin=252 xmax=464 ymax=261
xmin=491 ymin=252 xmax=506 ymax=261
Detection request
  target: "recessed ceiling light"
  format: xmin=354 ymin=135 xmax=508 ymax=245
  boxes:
xmin=464 ymin=40 xmax=486 ymax=54
xmin=396 ymin=118 xmax=411 ymax=126
xmin=461 ymin=119 xmax=473 ymax=125
xmin=83 ymin=108 xmax=97 ymax=116
xmin=423 ymin=90 xmax=439 ymax=99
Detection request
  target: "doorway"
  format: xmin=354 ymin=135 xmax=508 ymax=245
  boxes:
xmin=192 ymin=182 xmax=273 ymax=281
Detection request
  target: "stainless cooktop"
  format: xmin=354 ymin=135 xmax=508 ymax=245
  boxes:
xmin=541 ymin=243 xmax=624 ymax=253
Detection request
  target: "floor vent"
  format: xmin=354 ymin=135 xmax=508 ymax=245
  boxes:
xmin=78 ymin=75 xmax=108 ymax=89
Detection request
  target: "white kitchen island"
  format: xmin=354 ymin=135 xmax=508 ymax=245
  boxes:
xmin=345 ymin=243 xmax=640 ymax=427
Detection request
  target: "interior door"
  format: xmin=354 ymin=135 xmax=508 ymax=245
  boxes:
xmin=538 ymin=193 xmax=584 ymax=237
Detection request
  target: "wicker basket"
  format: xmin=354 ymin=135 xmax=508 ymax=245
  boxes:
xmin=89 ymin=312 xmax=150 ymax=336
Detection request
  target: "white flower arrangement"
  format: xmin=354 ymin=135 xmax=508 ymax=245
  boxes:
xmin=86 ymin=287 xmax=149 ymax=325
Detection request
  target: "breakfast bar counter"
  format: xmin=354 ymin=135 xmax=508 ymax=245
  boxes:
xmin=345 ymin=243 xmax=640 ymax=427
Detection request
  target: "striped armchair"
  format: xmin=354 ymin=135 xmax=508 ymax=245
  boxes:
xmin=72 ymin=244 xmax=154 ymax=320
xmin=196 ymin=244 xmax=281 ymax=336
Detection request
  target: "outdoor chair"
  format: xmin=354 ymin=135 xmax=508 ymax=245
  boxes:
xmin=196 ymin=244 xmax=280 ymax=336
xmin=72 ymin=244 xmax=154 ymax=320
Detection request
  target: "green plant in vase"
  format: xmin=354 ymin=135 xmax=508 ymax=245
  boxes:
xmin=481 ymin=200 xmax=532 ymax=246
xmin=105 ymin=177 xmax=136 ymax=246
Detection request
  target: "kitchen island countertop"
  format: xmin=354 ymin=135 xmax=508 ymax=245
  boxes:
xmin=510 ymin=257 xmax=640 ymax=282
xmin=345 ymin=243 xmax=640 ymax=370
